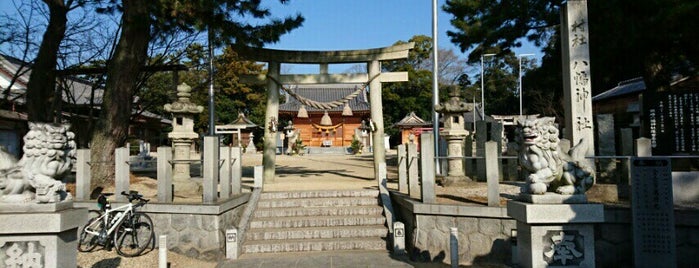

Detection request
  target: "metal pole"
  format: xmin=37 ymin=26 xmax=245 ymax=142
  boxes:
xmin=431 ymin=0 xmax=440 ymax=175
xmin=480 ymin=55 xmax=485 ymax=119
xmin=519 ymin=57 xmax=523 ymax=116
xmin=208 ymin=27 xmax=215 ymax=136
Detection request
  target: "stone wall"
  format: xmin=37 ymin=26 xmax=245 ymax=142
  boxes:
xmin=391 ymin=192 xmax=699 ymax=267
xmin=75 ymin=194 xmax=249 ymax=261
xmin=391 ymin=193 xmax=515 ymax=266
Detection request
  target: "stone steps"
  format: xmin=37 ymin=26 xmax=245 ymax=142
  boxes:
xmin=250 ymin=215 xmax=386 ymax=229
xmin=243 ymin=237 xmax=387 ymax=254
xmin=256 ymin=196 xmax=379 ymax=208
xmin=260 ymin=189 xmax=379 ymax=199
xmin=254 ymin=205 xmax=384 ymax=218
xmin=242 ymin=189 xmax=388 ymax=255
xmin=246 ymin=225 xmax=387 ymax=241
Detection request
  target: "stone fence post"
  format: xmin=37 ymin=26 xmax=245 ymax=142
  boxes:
xmin=219 ymin=146 xmax=232 ymax=199
xmin=232 ymin=147 xmax=242 ymax=195
xmin=420 ymin=132 xmax=436 ymax=203
xmin=203 ymin=136 xmax=219 ymax=203
xmin=157 ymin=147 xmax=173 ymax=203
xmin=485 ymin=141 xmax=500 ymax=207
xmin=397 ymin=144 xmax=407 ymax=193
xmin=407 ymin=142 xmax=420 ymax=199
xmin=115 ymin=147 xmax=129 ymax=202
xmin=75 ymin=149 xmax=91 ymax=200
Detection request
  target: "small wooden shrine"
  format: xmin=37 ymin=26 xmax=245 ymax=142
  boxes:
xmin=394 ymin=111 xmax=432 ymax=145
xmin=215 ymin=112 xmax=259 ymax=147
xmin=279 ymin=84 xmax=370 ymax=147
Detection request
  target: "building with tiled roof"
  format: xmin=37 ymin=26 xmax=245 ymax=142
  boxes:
xmin=279 ymin=84 xmax=370 ymax=148
xmin=0 ymin=53 xmax=170 ymax=155
xmin=394 ymin=111 xmax=431 ymax=145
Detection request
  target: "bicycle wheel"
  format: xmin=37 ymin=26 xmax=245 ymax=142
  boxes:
xmin=114 ymin=212 xmax=154 ymax=257
xmin=78 ymin=210 xmax=103 ymax=252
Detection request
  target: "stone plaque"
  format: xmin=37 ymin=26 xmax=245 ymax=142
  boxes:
xmin=542 ymin=230 xmax=585 ymax=266
xmin=631 ymin=157 xmax=676 ymax=268
xmin=0 ymin=241 xmax=45 ymax=267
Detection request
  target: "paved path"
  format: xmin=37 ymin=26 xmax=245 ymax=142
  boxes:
xmin=217 ymin=250 xmax=451 ymax=268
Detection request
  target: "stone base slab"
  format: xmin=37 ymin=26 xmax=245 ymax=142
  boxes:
xmin=0 ymin=200 xmax=74 ymax=213
xmin=517 ymin=193 xmax=588 ymax=204
xmin=0 ymin=208 xmax=87 ymax=268
xmin=507 ymin=201 xmax=604 ymax=224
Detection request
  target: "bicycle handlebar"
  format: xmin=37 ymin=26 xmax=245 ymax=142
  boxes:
xmin=120 ymin=191 xmax=150 ymax=206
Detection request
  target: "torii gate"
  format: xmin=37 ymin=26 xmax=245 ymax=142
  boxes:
xmin=237 ymin=43 xmax=414 ymax=184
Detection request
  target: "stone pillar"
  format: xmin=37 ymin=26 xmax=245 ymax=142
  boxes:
xmin=561 ymin=0 xmax=594 ymax=163
xmin=407 ymin=143 xmax=419 ymax=196
xmin=476 ymin=120 xmax=488 ymax=181
xmin=157 ymin=147 xmax=173 ymax=203
xmin=420 ymin=132 xmax=436 ymax=203
xmin=263 ymin=62 xmax=280 ymax=183
xmin=219 ymin=146 xmax=231 ymax=199
xmin=203 ymin=136 xmax=219 ymax=203
xmin=231 ymin=147 xmax=242 ymax=195
xmin=485 ymin=141 xmax=500 ymax=207
xmin=115 ymin=147 xmax=129 ymax=202
xmin=596 ymin=114 xmax=616 ymax=182
xmin=507 ymin=201 xmax=603 ymax=268
xmin=369 ymin=60 xmax=387 ymax=182
xmin=397 ymin=144 xmax=408 ymax=193
xmin=75 ymin=149 xmax=90 ymax=201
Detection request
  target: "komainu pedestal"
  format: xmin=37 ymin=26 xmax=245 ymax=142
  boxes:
xmin=507 ymin=201 xmax=603 ymax=268
xmin=0 ymin=204 xmax=87 ymax=268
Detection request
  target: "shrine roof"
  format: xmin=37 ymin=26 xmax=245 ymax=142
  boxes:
xmin=218 ymin=112 xmax=258 ymax=129
xmin=394 ymin=112 xmax=431 ymax=127
xmin=592 ymin=77 xmax=646 ymax=102
xmin=279 ymin=84 xmax=370 ymax=113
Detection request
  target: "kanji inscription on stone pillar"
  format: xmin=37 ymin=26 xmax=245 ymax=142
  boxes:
xmin=562 ymin=0 xmax=594 ymax=159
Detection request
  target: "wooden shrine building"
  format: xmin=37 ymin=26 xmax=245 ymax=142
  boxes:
xmin=394 ymin=111 xmax=431 ymax=145
xmin=279 ymin=84 xmax=370 ymax=147
xmin=215 ymin=112 xmax=259 ymax=147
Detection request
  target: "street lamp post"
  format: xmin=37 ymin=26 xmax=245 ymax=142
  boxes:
xmin=517 ymin=53 xmax=535 ymax=116
xmin=480 ymin=54 xmax=496 ymax=119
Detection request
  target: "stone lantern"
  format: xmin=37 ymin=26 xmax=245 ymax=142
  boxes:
xmin=164 ymin=83 xmax=204 ymax=195
xmin=435 ymin=86 xmax=473 ymax=185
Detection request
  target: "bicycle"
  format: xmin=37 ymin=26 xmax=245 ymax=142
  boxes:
xmin=78 ymin=190 xmax=155 ymax=257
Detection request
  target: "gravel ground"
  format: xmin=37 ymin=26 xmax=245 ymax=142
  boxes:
xmin=77 ymin=248 xmax=216 ymax=268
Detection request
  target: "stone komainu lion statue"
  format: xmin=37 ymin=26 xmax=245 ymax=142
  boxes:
xmin=0 ymin=122 xmax=76 ymax=203
xmin=515 ymin=117 xmax=595 ymax=195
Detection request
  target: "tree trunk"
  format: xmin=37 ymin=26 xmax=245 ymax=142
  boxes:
xmin=90 ymin=0 xmax=150 ymax=190
xmin=26 ymin=0 xmax=68 ymax=123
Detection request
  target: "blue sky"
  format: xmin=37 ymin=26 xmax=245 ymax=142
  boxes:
xmin=0 ymin=0 xmax=539 ymax=73
xmin=261 ymin=0 xmax=539 ymax=73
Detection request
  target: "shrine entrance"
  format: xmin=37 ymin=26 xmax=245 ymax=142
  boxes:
xmin=236 ymin=43 xmax=414 ymax=187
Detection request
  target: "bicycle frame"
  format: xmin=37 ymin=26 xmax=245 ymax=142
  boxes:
xmin=84 ymin=202 xmax=135 ymax=239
